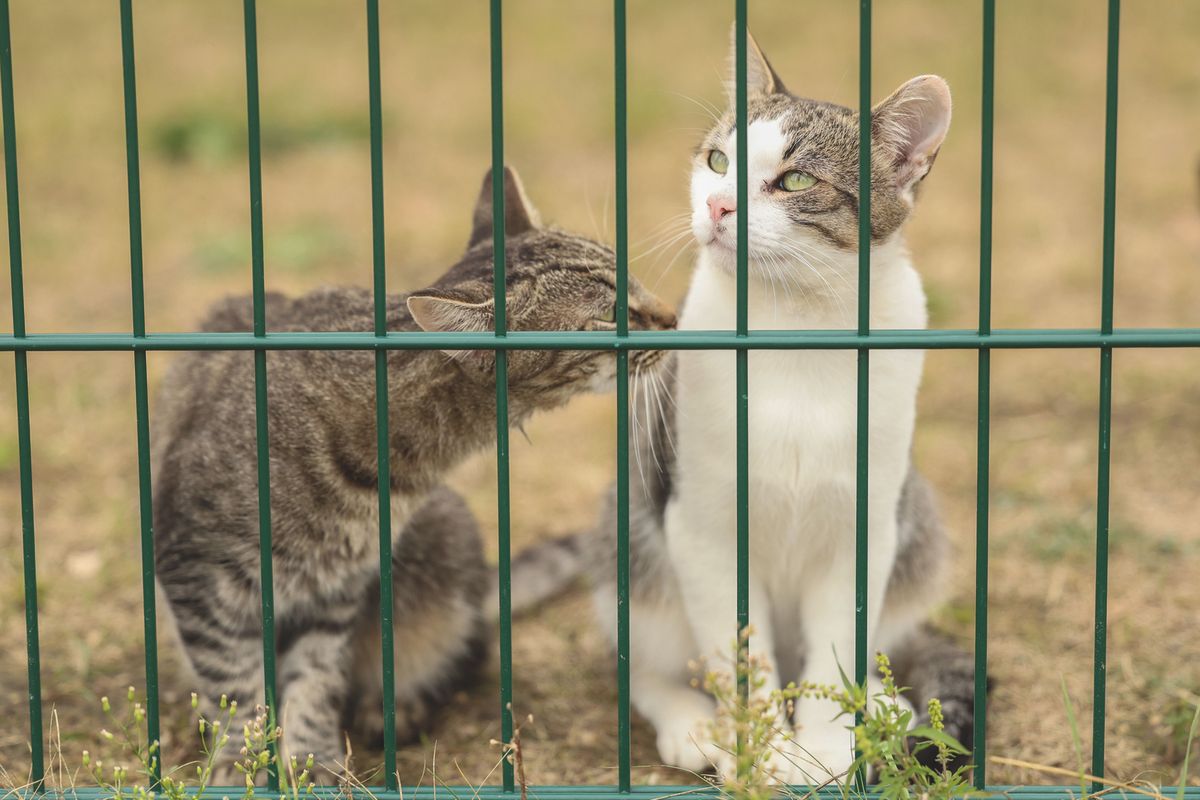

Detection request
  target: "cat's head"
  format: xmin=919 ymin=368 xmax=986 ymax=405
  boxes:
xmin=407 ymin=166 xmax=676 ymax=398
xmin=690 ymin=31 xmax=951 ymax=283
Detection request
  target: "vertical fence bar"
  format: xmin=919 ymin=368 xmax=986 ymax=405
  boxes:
xmin=851 ymin=4 xmax=873 ymax=786
xmin=854 ymin=0 xmax=872 ymax=725
xmin=488 ymin=0 xmax=514 ymax=791
xmin=612 ymin=0 xmax=632 ymax=791
xmin=729 ymin=0 xmax=752 ymax=780
xmin=973 ymin=0 xmax=995 ymax=788
xmin=364 ymin=0 xmax=398 ymax=790
xmin=118 ymin=0 xmax=162 ymax=784
xmin=0 ymin=0 xmax=43 ymax=787
xmin=1092 ymin=354 xmax=1113 ymax=786
xmin=242 ymin=0 xmax=278 ymax=788
xmin=1092 ymin=0 xmax=1120 ymax=786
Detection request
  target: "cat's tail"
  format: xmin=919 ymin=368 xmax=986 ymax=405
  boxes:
xmin=488 ymin=532 xmax=589 ymax=620
xmin=889 ymin=625 xmax=989 ymax=774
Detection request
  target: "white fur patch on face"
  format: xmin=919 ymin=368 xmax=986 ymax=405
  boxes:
xmin=691 ymin=119 xmax=788 ymax=256
xmin=689 ymin=117 xmax=848 ymax=282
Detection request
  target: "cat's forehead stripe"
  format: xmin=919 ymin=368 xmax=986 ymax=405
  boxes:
xmin=721 ymin=118 xmax=789 ymax=177
xmin=717 ymin=95 xmax=859 ymax=159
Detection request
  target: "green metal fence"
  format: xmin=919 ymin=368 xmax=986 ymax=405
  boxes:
xmin=4 ymin=0 xmax=1200 ymax=798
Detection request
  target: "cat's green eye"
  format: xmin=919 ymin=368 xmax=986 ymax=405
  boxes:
xmin=707 ymin=149 xmax=729 ymax=175
xmin=597 ymin=306 xmax=616 ymax=324
xmin=778 ymin=170 xmax=817 ymax=192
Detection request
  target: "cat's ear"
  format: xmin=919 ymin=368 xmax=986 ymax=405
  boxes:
xmin=408 ymin=290 xmax=497 ymax=374
xmin=468 ymin=165 xmax=542 ymax=250
xmin=726 ymin=28 xmax=788 ymax=102
xmin=408 ymin=290 xmax=495 ymax=333
xmin=871 ymin=75 xmax=952 ymax=199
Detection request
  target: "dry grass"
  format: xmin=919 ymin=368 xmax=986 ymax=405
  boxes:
xmin=1 ymin=0 xmax=1198 ymax=790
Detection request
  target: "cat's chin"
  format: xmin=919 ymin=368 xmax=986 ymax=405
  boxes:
xmin=697 ymin=237 xmax=735 ymax=264
xmin=587 ymin=369 xmax=618 ymax=394
xmin=698 ymin=241 xmax=754 ymax=278
xmin=701 ymin=234 xmax=736 ymax=253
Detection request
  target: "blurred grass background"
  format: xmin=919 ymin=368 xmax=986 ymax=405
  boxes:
xmin=0 ymin=0 xmax=1198 ymax=788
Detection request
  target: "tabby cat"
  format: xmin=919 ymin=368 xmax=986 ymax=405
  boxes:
xmin=152 ymin=166 xmax=676 ymax=780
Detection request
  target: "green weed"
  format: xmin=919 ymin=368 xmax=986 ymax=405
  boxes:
xmin=704 ymin=632 xmax=976 ymax=800
xmin=79 ymin=689 xmax=314 ymax=800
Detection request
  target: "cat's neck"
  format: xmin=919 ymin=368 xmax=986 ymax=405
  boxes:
xmin=685 ymin=235 xmax=926 ymax=331
xmin=383 ymin=349 xmax=538 ymax=492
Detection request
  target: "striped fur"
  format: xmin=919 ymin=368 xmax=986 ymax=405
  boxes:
xmin=152 ymin=166 xmax=675 ymax=782
xmin=492 ymin=531 xmax=589 ymax=619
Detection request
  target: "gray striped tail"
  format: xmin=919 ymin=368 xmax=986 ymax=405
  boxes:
xmin=490 ymin=531 xmax=588 ymax=619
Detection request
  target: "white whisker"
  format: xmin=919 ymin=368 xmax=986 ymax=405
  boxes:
xmin=629 ymin=368 xmax=648 ymax=492
xmin=669 ymin=90 xmax=723 ymax=125
xmin=649 ymin=367 xmax=677 ymax=458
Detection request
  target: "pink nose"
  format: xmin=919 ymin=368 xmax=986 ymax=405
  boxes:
xmin=707 ymin=196 xmax=736 ymax=224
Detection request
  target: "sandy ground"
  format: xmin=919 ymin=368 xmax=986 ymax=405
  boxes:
xmin=1 ymin=0 xmax=1199 ymax=790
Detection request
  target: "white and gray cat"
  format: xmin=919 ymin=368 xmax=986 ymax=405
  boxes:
xmin=586 ymin=33 xmax=977 ymax=782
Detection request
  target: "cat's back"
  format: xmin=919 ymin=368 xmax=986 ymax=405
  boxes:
xmin=150 ymin=286 xmax=415 ymax=529
xmin=152 ymin=290 xmax=307 ymax=462
xmin=198 ymin=286 xmax=412 ymax=334
xmin=158 ymin=285 xmax=415 ymax=414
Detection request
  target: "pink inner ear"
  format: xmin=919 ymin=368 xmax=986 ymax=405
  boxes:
xmin=885 ymin=77 xmax=952 ymax=187
xmin=907 ymin=108 xmax=950 ymax=160
xmin=409 ymin=295 xmax=495 ymax=334
xmin=406 ymin=295 xmax=447 ymax=332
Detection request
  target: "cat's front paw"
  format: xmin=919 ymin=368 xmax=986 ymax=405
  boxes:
xmin=737 ymin=730 xmax=808 ymax=785
xmin=783 ymin=713 xmax=856 ymax=784
xmin=656 ymin=715 xmax=718 ymax=774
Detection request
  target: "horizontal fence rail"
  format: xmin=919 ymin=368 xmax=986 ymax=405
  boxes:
xmin=3 ymin=0 xmax=1193 ymax=797
xmin=16 ymin=788 xmax=1200 ymax=800
xmin=1 ymin=328 xmax=1198 ymax=352
xmin=19 ymin=787 xmax=1200 ymax=800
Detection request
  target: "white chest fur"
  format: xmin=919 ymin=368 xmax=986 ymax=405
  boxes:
xmin=670 ymin=243 xmax=927 ymax=582
xmin=625 ymin=48 xmax=955 ymax=781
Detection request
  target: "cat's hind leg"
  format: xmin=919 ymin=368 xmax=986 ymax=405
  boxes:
xmin=350 ymin=486 xmax=489 ymax=747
